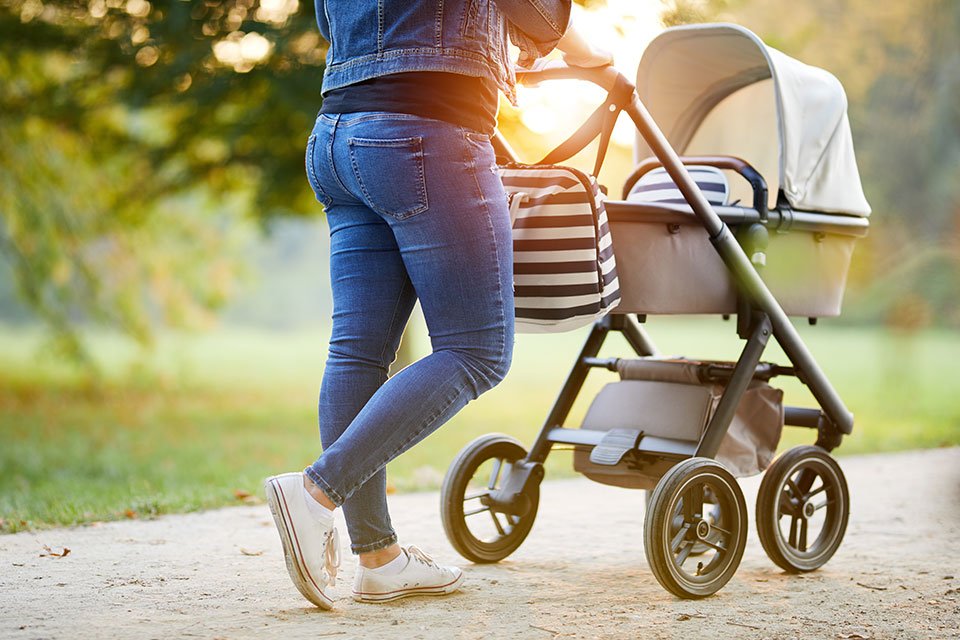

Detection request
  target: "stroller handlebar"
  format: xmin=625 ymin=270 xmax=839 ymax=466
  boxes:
xmin=514 ymin=64 xmax=631 ymax=94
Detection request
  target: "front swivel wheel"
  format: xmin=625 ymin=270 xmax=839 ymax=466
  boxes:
xmin=644 ymin=458 xmax=748 ymax=599
xmin=440 ymin=434 xmax=540 ymax=563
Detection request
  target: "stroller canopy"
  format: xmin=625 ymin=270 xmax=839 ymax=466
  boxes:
xmin=634 ymin=23 xmax=871 ymax=217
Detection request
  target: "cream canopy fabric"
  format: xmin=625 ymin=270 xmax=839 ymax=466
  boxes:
xmin=634 ymin=23 xmax=871 ymax=217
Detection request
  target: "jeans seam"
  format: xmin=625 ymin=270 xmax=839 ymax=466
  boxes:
xmin=379 ymin=277 xmax=412 ymax=372
xmin=341 ymin=386 xmax=466 ymax=498
xmin=463 ymin=128 xmax=508 ymax=380
xmin=327 ymin=113 xmax=352 ymax=195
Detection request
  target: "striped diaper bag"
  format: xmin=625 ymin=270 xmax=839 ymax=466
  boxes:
xmin=500 ymin=164 xmax=621 ymax=333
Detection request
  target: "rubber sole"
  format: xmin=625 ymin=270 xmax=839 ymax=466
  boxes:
xmin=264 ymin=478 xmax=335 ymax=610
xmin=351 ymin=571 xmax=465 ymax=603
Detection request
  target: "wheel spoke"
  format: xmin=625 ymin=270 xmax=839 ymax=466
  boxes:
xmin=683 ymin=483 xmax=703 ymax=521
xmin=796 ymin=468 xmax=817 ymax=494
xmin=786 ymin=477 xmax=803 ymax=501
xmin=488 ymin=459 xmax=503 ymax=490
xmin=698 ymin=536 xmax=728 ymax=555
xmin=806 ymin=484 xmax=827 ymax=500
xmin=464 ymin=491 xmax=489 ymax=501
xmin=670 ymin=523 xmax=692 ymax=553
xmin=814 ymin=498 xmax=835 ymax=512
xmin=710 ymin=523 xmax=732 ymax=537
xmin=788 ymin=515 xmax=799 ymax=548
xmin=464 ymin=505 xmax=490 ymax=517
xmin=489 ymin=509 xmax=506 ymax=536
xmin=799 ymin=517 xmax=808 ymax=552
xmin=675 ymin=541 xmax=694 ymax=568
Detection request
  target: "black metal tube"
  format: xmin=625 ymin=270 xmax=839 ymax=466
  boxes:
xmin=784 ymin=406 xmax=823 ymax=428
xmin=711 ymin=230 xmax=854 ymax=434
xmin=622 ymin=315 xmax=659 ymax=357
xmin=696 ymin=315 xmax=773 ymax=458
xmin=624 ymin=97 xmax=854 ymax=436
xmin=526 ymin=319 xmax=611 ymax=462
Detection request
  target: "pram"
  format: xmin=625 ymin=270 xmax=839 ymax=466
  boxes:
xmin=440 ymin=24 xmax=870 ymax=599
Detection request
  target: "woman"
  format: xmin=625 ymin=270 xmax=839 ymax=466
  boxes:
xmin=264 ymin=0 xmax=611 ymax=608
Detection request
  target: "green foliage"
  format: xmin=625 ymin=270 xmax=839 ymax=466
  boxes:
xmin=2 ymin=319 xmax=958 ymax=532
xmin=0 ymin=0 xmax=329 ymax=365
xmin=659 ymin=0 xmax=730 ymax=27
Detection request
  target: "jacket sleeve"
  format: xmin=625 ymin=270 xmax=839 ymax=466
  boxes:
xmin=496 ymin=0 xmax=572 ymax=59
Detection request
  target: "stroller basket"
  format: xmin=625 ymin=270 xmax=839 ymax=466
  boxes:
xmin=573 ymin=358 xmax=784 ymax=490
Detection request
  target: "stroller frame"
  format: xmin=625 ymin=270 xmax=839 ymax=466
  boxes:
xmin=441 ymin=65 xmax=856 ymax=599
xmin=497 ymin=64 xmax=850 ymax=476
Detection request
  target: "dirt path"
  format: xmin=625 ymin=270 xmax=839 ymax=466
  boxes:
xmin=1 ymin=448 xmax=958 ymax=640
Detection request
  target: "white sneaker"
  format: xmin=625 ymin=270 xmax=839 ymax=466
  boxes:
xmin=352 ymin=546 xmax=464 ymax=603
xmin=264 ymin=472 xmax=340 ymax=609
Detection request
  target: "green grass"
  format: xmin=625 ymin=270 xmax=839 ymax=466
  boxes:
xmin=1 ymin=318 xmax=958 ymax=533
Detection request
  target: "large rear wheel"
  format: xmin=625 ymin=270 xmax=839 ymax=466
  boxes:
xmin=756 ymin=445 xmax=849 ymax=572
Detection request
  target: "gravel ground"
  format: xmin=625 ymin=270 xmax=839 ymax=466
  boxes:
xmin=1 ymin=447 xmax=958 ymax=640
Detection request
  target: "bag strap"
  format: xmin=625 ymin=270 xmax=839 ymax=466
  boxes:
xmin=536 ymin=73 xmax=635 ymax=177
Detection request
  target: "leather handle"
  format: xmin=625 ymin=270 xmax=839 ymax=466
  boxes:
xmin=621 ymin=155 xmax=769 ymax=221
xmin=532 ymin=72 xmax=636 ymax=176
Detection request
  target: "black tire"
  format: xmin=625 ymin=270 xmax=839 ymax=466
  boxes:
xmin=440 ymin=434 xmax=540 ymax=563
xmin=756 ymin=445 xmax=849 ymax=573
xmin=644 ymin=458 xmax=748 ymax=599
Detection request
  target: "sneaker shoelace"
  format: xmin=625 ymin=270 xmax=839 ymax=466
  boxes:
xmin=324 ymin=528 xmax=341 ymax=587
xmin=406 ymin=545 xmax=439 ymax=569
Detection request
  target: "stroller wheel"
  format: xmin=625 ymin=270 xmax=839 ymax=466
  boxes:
xmin=440 ymin=434 xmax=539 ymax=563
xmin=756 ymin=445 xmax=849 ymax=573
xmin=644 ymin=458 xmax=747 ymax=599
xmin=647 ymin=489 xmax=724 ymax=557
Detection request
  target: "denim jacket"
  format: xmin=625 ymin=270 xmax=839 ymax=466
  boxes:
xmin=314 ymin=0 xmax=571 ymax=104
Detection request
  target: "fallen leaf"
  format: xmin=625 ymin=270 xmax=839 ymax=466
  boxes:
xmin=233 ymin=489 xmax=252 ymax=500
xmin=240 ymin=548 xmax=264 ymax=556
xmin=386 ymin=482 xmax=396 ymax=495
xmin=676 ymin=613 xmax=706 ymax=621
xmin=123 ymin=509 xmax=137 ymax=519
xmin=39 ymin=545 xmax=71 ymax=558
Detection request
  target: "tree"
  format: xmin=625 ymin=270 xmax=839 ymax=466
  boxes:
xmin=0 ymin=0 xmax=330 ymax=364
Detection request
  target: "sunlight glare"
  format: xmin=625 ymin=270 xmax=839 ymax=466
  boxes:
xmin=512 ymin=0 xmax=663 ymax=147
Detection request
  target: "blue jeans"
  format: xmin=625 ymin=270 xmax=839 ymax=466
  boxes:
xmin=303 ymin=112 xmax=515 ymax=554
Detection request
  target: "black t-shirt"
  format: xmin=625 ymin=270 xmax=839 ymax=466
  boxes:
xmin=320 ymin=71 xmax=499 ymax=134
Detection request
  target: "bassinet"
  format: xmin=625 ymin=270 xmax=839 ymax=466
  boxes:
xmin=609 ymin=23 xmax=871 ymax=318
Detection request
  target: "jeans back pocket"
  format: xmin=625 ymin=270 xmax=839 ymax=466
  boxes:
xmin=347 ymin=136 xmax=429 ymax=220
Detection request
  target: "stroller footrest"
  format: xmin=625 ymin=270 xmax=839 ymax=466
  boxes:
xmin=589 ymin=428 xmax=645 ymax=466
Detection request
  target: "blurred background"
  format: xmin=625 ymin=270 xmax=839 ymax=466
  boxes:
xmin=1 ymin=0 xmax=957 ymax=533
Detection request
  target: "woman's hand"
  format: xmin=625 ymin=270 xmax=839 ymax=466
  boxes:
xmin=556 ymin=22 xmax=613 ymax=68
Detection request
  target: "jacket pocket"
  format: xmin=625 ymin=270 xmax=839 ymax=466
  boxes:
xmin=460 ymin=0 xmax=480 ymax=39
xmin=348 ymin=136 xmax=429 ymax=220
